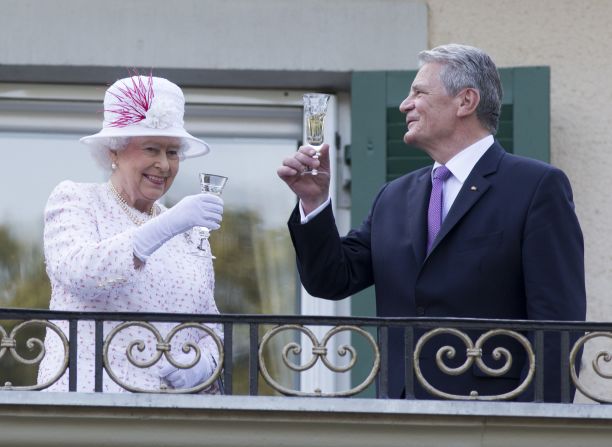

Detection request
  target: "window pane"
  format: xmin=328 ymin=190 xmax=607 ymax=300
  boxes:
xmin=168 ymin=137 xmax=299 ymax=316
xmin=0 ymin=132 xmax=102 ymax=245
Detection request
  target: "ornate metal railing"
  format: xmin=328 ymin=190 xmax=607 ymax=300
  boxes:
xmin=0 ymin=308 xmax=610 ymax=402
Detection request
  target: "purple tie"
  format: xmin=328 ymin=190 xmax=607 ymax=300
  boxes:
xmin=427 ymin=165 xmax=452 ymax=252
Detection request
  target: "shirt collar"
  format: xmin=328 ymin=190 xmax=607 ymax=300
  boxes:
xmin=431 ymin=135 xmax=494 ymax=183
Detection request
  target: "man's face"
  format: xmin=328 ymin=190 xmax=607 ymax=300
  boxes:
xmin=399 ymin=62 xmax=460 ymax=152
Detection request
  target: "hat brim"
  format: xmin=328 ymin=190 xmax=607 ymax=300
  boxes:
xmin=80 ymin=126 xmax=210 ymax=158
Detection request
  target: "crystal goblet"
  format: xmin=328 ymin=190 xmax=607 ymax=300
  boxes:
xmin=192 ymin=173 xmax=227 ymax=259
xmin=303 ymin=93 xmax=330 ymax=175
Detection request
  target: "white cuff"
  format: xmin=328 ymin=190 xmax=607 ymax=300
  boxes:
xmin=299 ymin=197 xmax=331 ymax=224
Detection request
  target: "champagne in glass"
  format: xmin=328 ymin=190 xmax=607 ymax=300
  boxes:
xmin=303 ymin=93 xmax=330 ymax=175
xmin=306 ymin=113 xmax=325 ymax=145
xmin=192 ymin=173 xmax=228 ymax=259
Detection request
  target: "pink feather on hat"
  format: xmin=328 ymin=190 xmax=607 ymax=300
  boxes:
xmin=106 ymin=71 xmax=155 ymax=128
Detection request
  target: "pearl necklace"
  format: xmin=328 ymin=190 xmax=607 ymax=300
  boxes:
xmin=108 ymin=181 xmax=158 ymax=226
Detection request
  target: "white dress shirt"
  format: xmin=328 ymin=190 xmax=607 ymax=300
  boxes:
xmin=432 ymin=135 xmax=493 ymax=220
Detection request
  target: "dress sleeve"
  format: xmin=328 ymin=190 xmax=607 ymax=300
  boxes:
xmin=43 ymin=181 xmax=142 ymax=297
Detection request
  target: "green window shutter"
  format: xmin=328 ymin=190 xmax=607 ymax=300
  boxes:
xmin=505 ymin=67 xmax=550 ymax=161
xmin=348 ymin=67 xmax=550 ymax=394
xmin=385 ymin=71 xmax=429 ymax=181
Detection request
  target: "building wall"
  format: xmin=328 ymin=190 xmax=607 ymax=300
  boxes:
xmin=426 ymin=0 xmax=612 ymax=401
xmin=0 ymin=0 xmax=427 ymax=71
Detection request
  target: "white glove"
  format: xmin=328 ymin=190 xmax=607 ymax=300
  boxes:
xmin=133 ymin=193 xmax=223 ymax=261
xmin=159 ymin=352 xmax=215 ymax=389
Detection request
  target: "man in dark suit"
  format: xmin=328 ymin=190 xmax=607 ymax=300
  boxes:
xmin=277 ymin=44 xmax=586 ymax=402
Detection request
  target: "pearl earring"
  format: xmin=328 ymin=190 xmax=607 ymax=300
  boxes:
xmin=111 ymin=162 xmax=117 ymax=171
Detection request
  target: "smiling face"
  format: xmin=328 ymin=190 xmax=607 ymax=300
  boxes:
xmin=110 ymin=136 xmax=181 ymax=212
xmin=399 ymin=62 xmax=461 ymax=156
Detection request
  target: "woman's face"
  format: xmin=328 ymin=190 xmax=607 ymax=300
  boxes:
xmin=111 ymin=136 xmax=181 ymax=211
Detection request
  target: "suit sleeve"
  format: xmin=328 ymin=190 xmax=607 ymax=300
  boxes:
xmin=522 ymin=167 xmax=586 ymax=322
xmin=288 ymin=197 xmax=380 ymax=300
xmin=521 ymin=167 xmax=586 ymax=402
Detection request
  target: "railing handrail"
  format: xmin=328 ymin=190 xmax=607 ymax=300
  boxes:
xmin=0 ymin=307 xmax=604 ymax=330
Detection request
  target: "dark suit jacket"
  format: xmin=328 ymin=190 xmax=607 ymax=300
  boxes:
xmin=289 ymin=142 xmax=586 ymax=401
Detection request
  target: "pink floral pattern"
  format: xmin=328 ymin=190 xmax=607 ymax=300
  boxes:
xmin=37 ymin=180 xmax=222 ymax=393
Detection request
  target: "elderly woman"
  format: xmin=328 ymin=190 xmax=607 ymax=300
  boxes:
xmin=37 ymin=75 xmax=224 ymax=393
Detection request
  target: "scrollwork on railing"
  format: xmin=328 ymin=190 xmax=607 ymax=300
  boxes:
xmin=570 ymin=331 xmax=612 ymax=403
xmin=0 ymin=320 xmax=68 ymax=391
xmin=413 ymin=328 xmax=535 ymax=400
xmin=258 ymin=324 xmax=380 ymax=397
xmin=104 ymin=321 xmax=223 ymax=394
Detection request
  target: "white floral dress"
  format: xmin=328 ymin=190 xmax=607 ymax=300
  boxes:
xmin=37 ymin=180 xmax=223 ymax=393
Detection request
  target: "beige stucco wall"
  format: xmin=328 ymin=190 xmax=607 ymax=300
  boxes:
xmin=425 ymin=0 xmax=612 ymax=402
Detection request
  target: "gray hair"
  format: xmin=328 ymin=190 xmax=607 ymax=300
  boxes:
xmin=88 ymin=137 xmax=188 ymax=172
xmin=418 ymin=43 xmax=503 ymax=134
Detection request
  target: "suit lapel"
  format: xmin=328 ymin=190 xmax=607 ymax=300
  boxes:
xmin=408 ymin=170 xmax=432 ymax=263
xmin=427 ymin=143 xmax=505 ymax=255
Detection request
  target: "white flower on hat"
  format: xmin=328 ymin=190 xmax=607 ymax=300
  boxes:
xmin=142 ymin=97 xmax=183 ymax=129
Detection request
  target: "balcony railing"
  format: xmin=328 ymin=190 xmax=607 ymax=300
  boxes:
xmin=0 ymin=307 xmax=610 ymax=403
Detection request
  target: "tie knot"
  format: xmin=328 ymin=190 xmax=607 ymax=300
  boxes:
xmin=433 ymin=165 xmax=452 ymax=181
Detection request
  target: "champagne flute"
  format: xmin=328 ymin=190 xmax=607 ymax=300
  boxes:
xmin=303 ymin=93 xmax=330 ymax=175
xmin=192 ymin=173 xmax=228 ymax=259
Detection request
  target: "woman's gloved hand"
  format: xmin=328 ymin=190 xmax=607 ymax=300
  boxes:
xmin=159 ymin=352 xmax=215 ymax=389
xmin=133 ymin=193 xmax=223 ymax=261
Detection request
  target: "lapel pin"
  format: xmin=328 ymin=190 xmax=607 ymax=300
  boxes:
xmin=470 ymin=186 xmax=477 ymax=191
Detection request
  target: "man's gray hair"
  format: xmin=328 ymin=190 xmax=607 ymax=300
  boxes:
xmin=418 ymin=43 xmax=503 ymax=134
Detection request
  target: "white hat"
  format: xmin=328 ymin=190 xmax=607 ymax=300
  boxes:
xmin=80 ymin=75 xmax=209 ymax=158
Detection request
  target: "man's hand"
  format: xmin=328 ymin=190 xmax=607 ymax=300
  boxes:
xmin=277 ymin=144 xmax=330 ymax=214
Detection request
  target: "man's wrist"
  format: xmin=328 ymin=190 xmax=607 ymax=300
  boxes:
xmin=300 ymin=197 xmax=331 ymax=223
